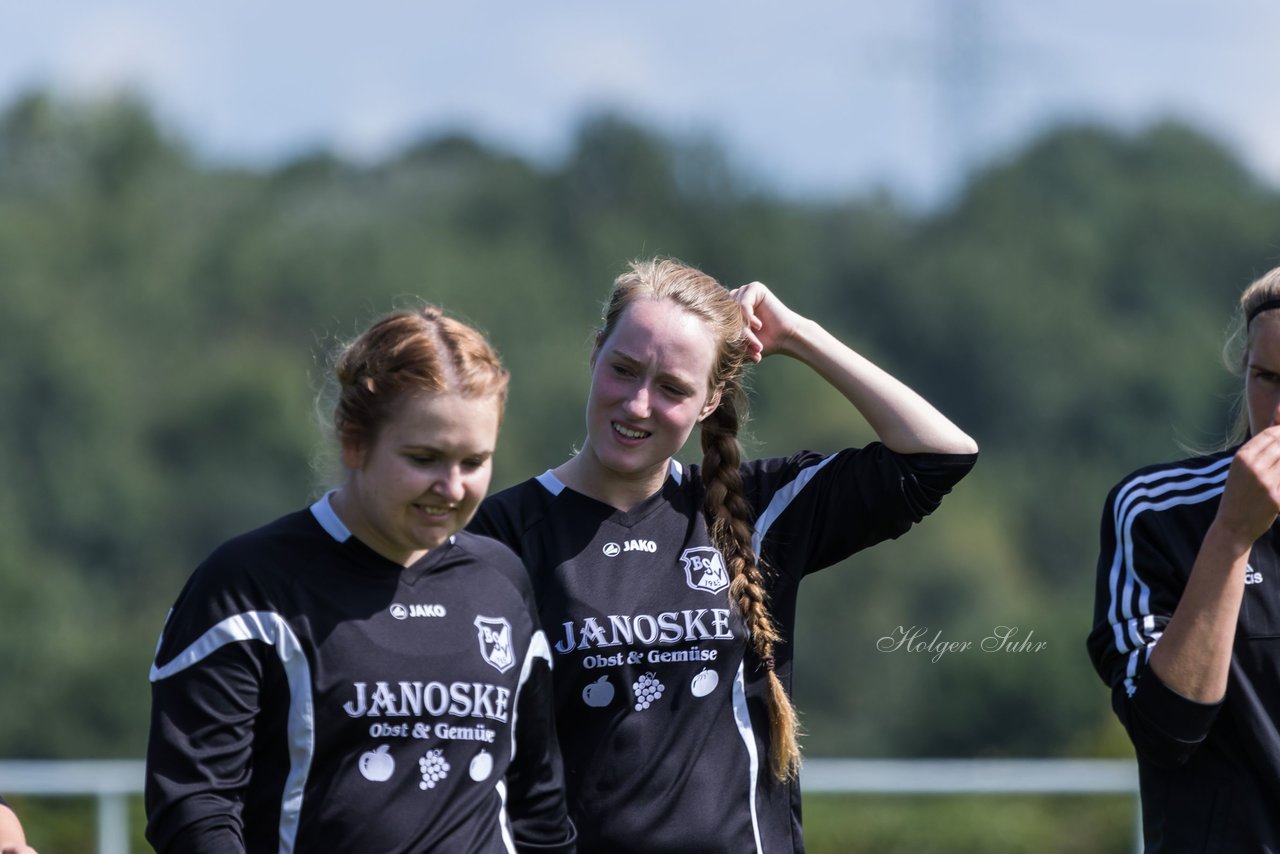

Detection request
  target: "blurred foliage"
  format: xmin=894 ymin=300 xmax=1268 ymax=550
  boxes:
xmin=1 ymin=86 xmax=1278 ymax=779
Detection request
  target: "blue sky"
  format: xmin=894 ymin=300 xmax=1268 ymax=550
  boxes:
xmin=3 ymin=1 xmax=1277 ymax=205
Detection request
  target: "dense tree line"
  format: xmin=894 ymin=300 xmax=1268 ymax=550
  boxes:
xmin=1 ymin=89 xmax=1277 ymax=762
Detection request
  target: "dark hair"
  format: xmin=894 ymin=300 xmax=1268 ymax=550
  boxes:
xmin=598 ymin=258 xmax=802 ymax=781
xmin=333 ymin=305 xmax=509 ymax=452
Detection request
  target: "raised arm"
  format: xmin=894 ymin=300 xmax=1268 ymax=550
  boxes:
xmin=1147 ymin=426 xmax=1280 ymax=702
xmin=732 ymin=281 xmax=978 ymax=456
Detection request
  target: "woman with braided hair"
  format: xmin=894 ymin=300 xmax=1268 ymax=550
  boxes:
xmin=470 ymin=258 xmax=977 ymax=852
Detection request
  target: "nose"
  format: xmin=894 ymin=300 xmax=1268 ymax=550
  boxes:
xmin=433 ymin=465 xmax=466 ymax=502
xmin=623 ymin=384 xmax=651 ymax=419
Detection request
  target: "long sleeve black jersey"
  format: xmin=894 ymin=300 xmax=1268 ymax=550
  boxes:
xmin=1087 ymin=449 xmax=1280 ymax=852
xmin=146 ymin=496 xmax=576 ymax=854
xmin=470 ymin=444 xmax=976 ymax=853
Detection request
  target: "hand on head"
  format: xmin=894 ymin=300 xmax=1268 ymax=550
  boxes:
xmin=730 ymin=281 xmax=800 ymax=363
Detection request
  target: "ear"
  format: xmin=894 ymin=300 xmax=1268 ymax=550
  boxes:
xmin=698 ymin=384 xmax=724 ymax=422
xmin=341 ymin=439 xmax=365 ymax=472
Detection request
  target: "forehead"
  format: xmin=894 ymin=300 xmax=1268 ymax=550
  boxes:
xmin=602 ymin=298 xmax=720 ymax=382
xmin=1249 ymin=313 xmax=1280 ymax=365
xmin=378 ymin=391 xmax=501 ymax=449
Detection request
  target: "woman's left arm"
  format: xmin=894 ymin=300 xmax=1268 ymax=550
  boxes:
xmin=733 ymin=281 xmax=978 ymax=456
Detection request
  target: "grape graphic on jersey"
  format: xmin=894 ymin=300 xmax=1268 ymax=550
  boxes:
xmin=632 ymin=672 xmax=665 ymax=711
xmin=419 ymin=749 xmax=451 ymax=790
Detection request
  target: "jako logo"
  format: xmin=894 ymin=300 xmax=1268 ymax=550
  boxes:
xmin=391 ymin=603 xmax=448 ymax=620
xmin=603 ymin=539 xmax=657 ymax=557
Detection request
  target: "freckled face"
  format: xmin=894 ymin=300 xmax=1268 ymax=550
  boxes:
xmin=1247 ymin=313 xmax=1280 ymax=437
xmin=336 ymin=391 xmax=500 ymax=566
xmin=580 ymin=298 xmax=722 ymax=491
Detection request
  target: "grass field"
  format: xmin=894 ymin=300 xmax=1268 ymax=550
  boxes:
xmin=6 ymin=791 xmax=1137 ymax=853
xmin=802 ymin=793 xmax=1137 ymax=853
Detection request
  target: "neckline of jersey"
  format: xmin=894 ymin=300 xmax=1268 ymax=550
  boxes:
xmin=536 ymin=460 xmax=689 ymax=529
xmin=309 ymin=491 xmax=456 ymax=584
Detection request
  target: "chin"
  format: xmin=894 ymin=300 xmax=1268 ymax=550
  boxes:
xmin=603 ymin=454 xmax=666 ymax=478
xmin=413 ymin=531 xmax=453 ymax=551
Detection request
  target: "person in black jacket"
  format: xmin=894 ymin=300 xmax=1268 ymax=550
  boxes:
xmin=1088 ymin=264 xmax=1280 ymax=852
xmin=145 ymin=306 xmax=575 ymax=853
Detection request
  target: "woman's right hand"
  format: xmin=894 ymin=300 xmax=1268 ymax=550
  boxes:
xmin=1216 ymin=424 xmax=1280 ymax=548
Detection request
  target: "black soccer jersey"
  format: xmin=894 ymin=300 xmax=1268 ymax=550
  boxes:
xmin=470 ymin=444 xmax=976 ymax=853
xmin=1088 ymin=449 xmax=1280 ymax=851
xmin=146 ymin=495 xmax=576 ymax=854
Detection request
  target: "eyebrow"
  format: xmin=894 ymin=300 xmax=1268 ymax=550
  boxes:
xmin=610 ymin=350 xmax=700 ymax=387
xmin=610 ymin=350 xmax=644 ymax=368
xmin=400 ymin=444 xmax=494 ymax=457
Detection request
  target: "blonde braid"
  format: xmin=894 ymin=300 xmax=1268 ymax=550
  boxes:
xmin=702 ymin=385 xmax=803 ymax=782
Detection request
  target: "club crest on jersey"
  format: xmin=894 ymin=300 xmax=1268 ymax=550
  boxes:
xmin=474 ymin=616 xmax=515 ymax=673
xmin=680 ymin=547 xmax=729 ymax=595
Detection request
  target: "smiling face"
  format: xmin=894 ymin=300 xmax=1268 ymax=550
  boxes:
xmin=575 ymin=297 xmax=722 ymax=501
xmin=336 ymin=390 xmax=500 ymax=566
xmin=1246 ymin=312 xmax=1280 ymax=437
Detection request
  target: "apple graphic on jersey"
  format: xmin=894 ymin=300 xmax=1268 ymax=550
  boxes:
xmin=582 ymin=675 xmax=615 ymax=708
xmin=690 ymin=668 xmax=718 ymax=698
xmin=470 ymin=749 xmax=494 ymax=782
xmin=359 ymin=745 xmax=395 ymax=782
